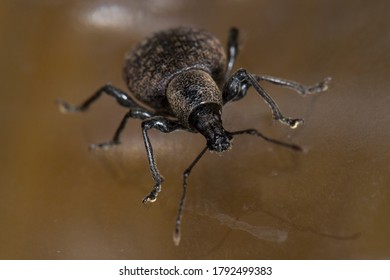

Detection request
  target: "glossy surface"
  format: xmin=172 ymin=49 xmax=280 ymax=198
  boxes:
xmin=0 ymin=0 xmax=389 ymax=259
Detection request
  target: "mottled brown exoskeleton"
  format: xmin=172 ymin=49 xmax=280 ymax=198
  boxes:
xmin=58 ymin=27 xmax=331 ymax=245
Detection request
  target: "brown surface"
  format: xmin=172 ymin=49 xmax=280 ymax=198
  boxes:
xmin=1 ymin=0 xmax=389 ymax=259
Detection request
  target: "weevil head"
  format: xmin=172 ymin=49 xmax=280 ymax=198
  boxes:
xmin=189 ymin=103 xmax=232 ymax=152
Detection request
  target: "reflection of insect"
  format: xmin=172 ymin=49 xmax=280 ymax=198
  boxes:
xmin=57 ymin=27 xmax=330 ymax=245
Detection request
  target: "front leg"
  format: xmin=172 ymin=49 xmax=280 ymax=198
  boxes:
xmin=255 ymin=75 xmax=331 ymax=95
xmin=223 ymin=69 xmax=330 ymax=129
xmin=223 ymin=69 xmax=303 ymax=128
xmin=141 ymin=117 xmax=186 ymax=204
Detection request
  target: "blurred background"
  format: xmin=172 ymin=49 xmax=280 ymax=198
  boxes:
xmin=0 ymin=0 xmax=389 ymax=259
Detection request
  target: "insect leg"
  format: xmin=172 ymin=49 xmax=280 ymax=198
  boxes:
xmin=174 ymin=146 xmax=208 ymax=246
xmin=141 ymin=117 xmax=186 ymax=204
xmin=90 ymin=108 xmax=154 ymax=150
xmin=223 ymin=69 xmax=324 ymax=128
xmin=229 ymin=129 xmax=302 ymax=151
xmin=57 ymin=84 xmax=155 ymax=149
xmin=57 ymin=84 xmax=146 ymax=112
xmin=225 ymin=27 xmax=239 ymax=78
xmin=255 ymin=75 xmax=331 ymax=95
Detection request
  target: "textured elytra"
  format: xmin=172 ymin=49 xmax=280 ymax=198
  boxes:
xmin=123 ymin=27 xmax=226 ymax=112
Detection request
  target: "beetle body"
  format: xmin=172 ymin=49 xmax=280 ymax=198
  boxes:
xmin=58 ymin=26 xmax=330 ymax=245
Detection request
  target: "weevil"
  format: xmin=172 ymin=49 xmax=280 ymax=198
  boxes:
xmin=57 ymin=27 xmax=331 ymax=245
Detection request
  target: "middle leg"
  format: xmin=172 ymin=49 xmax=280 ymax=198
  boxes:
xmin=57 ymin=84 xmax=156 ymax=150
xmin=57 ymin=84 xmax=146 ymax=112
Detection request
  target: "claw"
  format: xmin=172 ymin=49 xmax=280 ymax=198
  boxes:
xmin=306 ymin=77 xmax=332 ymax=94
xmin=142 ymin=194 xmax=157 ymax=204
xmin=142 ymin=184 xmax=161 ymax=204
xmin=280 ymin=117 xmax=304 ymax=129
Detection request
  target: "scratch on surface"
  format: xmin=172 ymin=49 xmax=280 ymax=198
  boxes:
xmin=209 ymin=212 xmax=288 ymax=243
xmin=194 ymin=200 xmax=288 ymax=243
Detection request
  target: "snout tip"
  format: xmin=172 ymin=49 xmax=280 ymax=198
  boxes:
xmin=208 ymin=134 xmax=232 ymax=152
